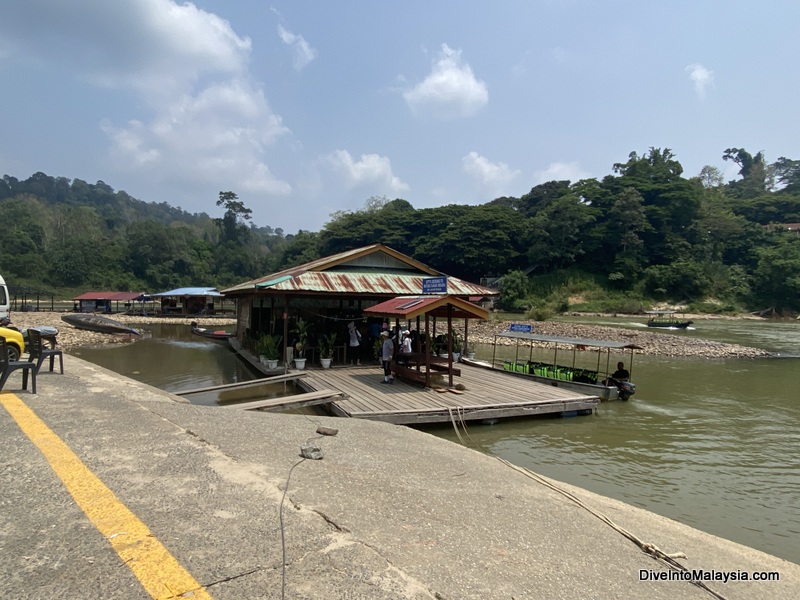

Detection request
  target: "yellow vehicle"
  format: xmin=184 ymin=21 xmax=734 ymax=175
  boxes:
xmin=1 ymin=326 xmax=25 ymax=361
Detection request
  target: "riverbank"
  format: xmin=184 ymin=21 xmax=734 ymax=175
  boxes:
xmin=470 ymin=317 xmax=772 ymax=358
xmin=6 ymin=311 xmax=772 ymax=357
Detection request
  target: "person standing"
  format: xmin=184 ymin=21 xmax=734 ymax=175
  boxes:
xmin=347 ymin=321 xmax=362 ymax=365
xmin=380 ymin=330 xmax=394 ymax=384
xmin=400 ymin=330 xmax=412 ymax=354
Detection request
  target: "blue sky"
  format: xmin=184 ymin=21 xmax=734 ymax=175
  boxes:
xmin=1 ymin=1 xmax=798 ymax=233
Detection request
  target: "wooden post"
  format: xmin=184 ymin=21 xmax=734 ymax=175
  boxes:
xmin=447 ymin=304 xmax=454 ymax=388
xmin=425 ymin=313 xmax=431 ymax=388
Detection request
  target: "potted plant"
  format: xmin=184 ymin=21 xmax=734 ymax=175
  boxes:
xmin=291 ymin=318 xmax=310 ymax=370
xmin=259 ymin=334 xmax=282 ymax=369
xmin=318 ymin=332 xmax=337 ymax=369
xmin=450 ymin=330 xmax=464 ymax=362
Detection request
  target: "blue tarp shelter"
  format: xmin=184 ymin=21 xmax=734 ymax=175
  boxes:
xmin=152 ymin=287 xmax=225 ymax=316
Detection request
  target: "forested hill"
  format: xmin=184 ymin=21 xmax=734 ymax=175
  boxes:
xmin=2 ymin=146 xmax=800 ymax=313
xmin=0 ymin=172 xmax=205 ymax=227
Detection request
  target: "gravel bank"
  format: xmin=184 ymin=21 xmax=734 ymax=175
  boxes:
xmin=467 ymin=318 xmax=771 ymax=358
xmin=5 ymin=312 xmax=770 ymax=358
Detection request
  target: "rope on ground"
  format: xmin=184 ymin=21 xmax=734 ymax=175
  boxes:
xmin=494 ymin=457 xmax=729 ymax=600
xmin=280 ymin=457 xmax=306 ymax=600
xmin=279 ymin=410 xmax=338 ymax=600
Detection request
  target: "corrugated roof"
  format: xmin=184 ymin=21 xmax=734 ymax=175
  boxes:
xmin=74 ymin=291 xmax=144 ymax=301
xmin=152 ymin=287 xmax=223 ymax=297
xmin=222 ymin=244 xmax=498 ymax=297
xmin=496 ymin=331 xmax=643 ymax=350
xmin=363 ymin=295 xmax=489 ymax=320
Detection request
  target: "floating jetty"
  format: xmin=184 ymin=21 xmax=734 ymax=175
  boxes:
xmin=178 ymin=365 xmax=598 ymax=423
xmin=299 ymin=363 xmax=599 ymax=425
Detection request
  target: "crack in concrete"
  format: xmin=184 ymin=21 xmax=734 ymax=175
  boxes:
xmin=308 ymin=507 xmax=349 ymax=533
xmin=202 ymin=564 xmax=269 ymax=589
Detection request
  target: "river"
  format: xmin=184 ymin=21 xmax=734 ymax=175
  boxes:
xmin=72 ymin=317 xmax=800 ymax=564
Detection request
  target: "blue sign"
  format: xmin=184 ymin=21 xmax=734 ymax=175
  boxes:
xmin=509 ymin=323 xmax=533 ymax=333
xmin=422 ymin=276 xmax=448 ymax=294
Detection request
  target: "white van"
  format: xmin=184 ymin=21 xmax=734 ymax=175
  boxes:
xmin=0 ymin=274 xmax=9 ymax=320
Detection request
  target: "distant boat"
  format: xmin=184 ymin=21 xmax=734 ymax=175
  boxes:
xmin=644 ymin=310 xmax=693 ymax=329
xmin=190 ymin=321 xmax=234 ymax=340
xmin=61 ymin=314 xmax=142 ymax=336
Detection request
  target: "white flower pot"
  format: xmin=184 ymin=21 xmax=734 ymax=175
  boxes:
xmin=266 ymin=359 xmax=279 ymax=369
xmin=320 ymin=357 xmax=332 ymax=369
xmin=294 ymin=357 xmax=306 ymax=370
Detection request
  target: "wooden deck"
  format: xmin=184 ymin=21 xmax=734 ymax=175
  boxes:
xmin=296 ymin=363 xmax=599 ymax=425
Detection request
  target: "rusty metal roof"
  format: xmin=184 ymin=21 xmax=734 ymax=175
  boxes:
xmin=73 ymin=291 xmax=144 ymax=301
xmin=363 ymin=295 xmax=489 ymax=320
xmin=222 ymin=244 xmax=498 ymax=298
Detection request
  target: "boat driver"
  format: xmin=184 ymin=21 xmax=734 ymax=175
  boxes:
xmin=604 ymin=362 xmax=630 ymax=387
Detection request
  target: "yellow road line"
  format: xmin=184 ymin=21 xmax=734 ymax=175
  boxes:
xmin=1 ymin=392 xmax=213 ymax=600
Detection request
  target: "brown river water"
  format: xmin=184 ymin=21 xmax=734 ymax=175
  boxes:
xmin=73 ymin=317 xmax=800 ymax=564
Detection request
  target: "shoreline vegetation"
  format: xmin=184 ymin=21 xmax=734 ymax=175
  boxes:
xmin=6 ymin=311 xmax=772 ymax=358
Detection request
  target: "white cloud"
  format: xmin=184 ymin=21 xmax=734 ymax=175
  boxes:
xmin=462 ymin=152 xmax=521 ymax=195
xmin=101 ymin=79 xmax=292 ymax=195
xmin=403 ymin=44 xmax=488 ymax=118
xmin=685 ymin=63 xmax=714 ymax=100
xmin=326 ymin=150 xmax=409 ymax=193
xmin=0 ymin=0 xmax=293 ymax=200
xmin=533 ymin=162 xmax=591 ymax=184
xmin=0 ymin=0 xmax=251 ymax=100
xmin=277 ymin=25 xmax=317 ymax=71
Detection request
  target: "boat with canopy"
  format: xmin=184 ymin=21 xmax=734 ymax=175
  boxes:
xmin=465 ymin=330 xmax=643 ymax=401
xmin=644 ymin=310 xmax=693 ymax=329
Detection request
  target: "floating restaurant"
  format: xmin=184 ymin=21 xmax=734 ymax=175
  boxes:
xmin=219 ymin=244 xmax=600 ymax=423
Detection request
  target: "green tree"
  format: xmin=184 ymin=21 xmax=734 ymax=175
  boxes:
xmin=773 ymin=157 xmax=800 ymax=194
xmin=215 ymin=191 xmax=253 ymax=244
xmin=723 ymin=147 xmax=772 ymax=198
xmin=277 ymin=231 xmax=321 ymax=269
xmin=524 ymin=192 xmax=596 ymax=272
xmin=0 ymin=196 xmax=48 ymax=282
xmin=750 ymin=232 xmax=800 ymax=311
xmin=497 ymin=270 xmax=531 ymax=311
xmin=605 ymin=187 xmax=649 ymax=285
xmin=414 ymin=204 xmax=526 ymax=279
xmin=607 ymin=148 xmax=702 ymax=265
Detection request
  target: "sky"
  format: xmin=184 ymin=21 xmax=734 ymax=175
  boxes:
xmin=1 ymin=1 xmax=799 ymax=234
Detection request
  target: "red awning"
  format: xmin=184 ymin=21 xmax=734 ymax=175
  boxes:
xmin=363 ymin=295 xmax=489 ymax=321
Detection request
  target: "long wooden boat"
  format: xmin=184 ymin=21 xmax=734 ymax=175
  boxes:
xmin=644 ymin=310 xmax=693 ymax=329
xmin=479 ymin=330 xmax=643 ymax=401
xmin=191 ymin=321 xmax=234 ymax=340
xmin=61 ymin=313 xmax=142 ymax=336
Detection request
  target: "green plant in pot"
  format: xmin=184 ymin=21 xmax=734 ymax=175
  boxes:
xmin=450 ymin=329 xmax=464 ymax=355
xmin=291 ymin=318 xmax=311 ymax=368
xmin=318 ymin=332 xmax=337 ymax=368
xmin=259 ymin=334 xmax=282 ymax=367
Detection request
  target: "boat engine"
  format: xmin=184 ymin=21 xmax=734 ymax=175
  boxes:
xmin=618 ymin=380 xmax=636 ymax=401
